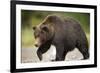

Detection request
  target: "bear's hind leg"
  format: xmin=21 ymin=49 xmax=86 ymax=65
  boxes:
xmin=77 ymin=45 xmax=89 ymax=59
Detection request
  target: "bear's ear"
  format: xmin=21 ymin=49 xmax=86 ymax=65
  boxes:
xmin=41 ymin=26 xmax=49 ymax=32
xmin=33 ymin=26 xmax=36 ymax=30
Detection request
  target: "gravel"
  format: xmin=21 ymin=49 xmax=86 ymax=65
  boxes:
xmin=21 ymin=45 xmax=83 ymax=63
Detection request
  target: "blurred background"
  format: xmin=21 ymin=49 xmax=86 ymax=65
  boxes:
xmin=21 ymin=10 xmax=90 ymax=63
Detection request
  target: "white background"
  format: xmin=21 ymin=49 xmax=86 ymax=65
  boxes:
xmin=0 ymin=0 xmax=100 ymax=73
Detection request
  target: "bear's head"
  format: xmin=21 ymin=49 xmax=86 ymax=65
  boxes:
xmin=32 ymin=15 xmax=56 ymax=47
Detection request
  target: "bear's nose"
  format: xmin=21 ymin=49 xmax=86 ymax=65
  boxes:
xmin=35 ymin=44 xmax=38 ymax=47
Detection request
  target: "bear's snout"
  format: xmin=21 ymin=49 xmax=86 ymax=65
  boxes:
xmin=34 ymin=38 xmax=41 ymax=47
xmin=34 ymin=44 xmax=38 ymax=47
xmin=34 ymin=42 xmax=40 ymax=47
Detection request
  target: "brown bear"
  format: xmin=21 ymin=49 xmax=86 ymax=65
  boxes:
xmin=33 ymin=14 xmax=89 ymax=61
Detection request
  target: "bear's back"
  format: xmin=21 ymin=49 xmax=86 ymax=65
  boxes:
xmin=64 ymin=17 xmax=88 ymax=49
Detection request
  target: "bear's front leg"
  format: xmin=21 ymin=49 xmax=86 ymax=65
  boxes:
xmin=37 ymin=48 xmax=42 ymax=61
xmin=37 ymin=43 xmax=51 ymax=61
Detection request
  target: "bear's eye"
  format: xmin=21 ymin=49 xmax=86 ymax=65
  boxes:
xmin=41 ymin=26 xmax=48 ymax=32
xmin=41 ymin=31 xmax=44 ymax=34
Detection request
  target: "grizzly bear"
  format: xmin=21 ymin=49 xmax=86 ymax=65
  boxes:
xmin=33 ymin=14 xmax=89 ymax=61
